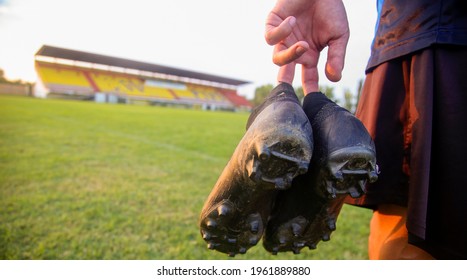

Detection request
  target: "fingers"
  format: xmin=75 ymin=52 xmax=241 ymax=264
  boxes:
xmin=324 ymin=34 xmax=349 ymax=82
xmin=272 ymin=41 xmax=309 ymax=66
xmin=266 ymin=11 xmax=346 ymax=92
xmin=276 ymin=43 xmax=319 ymax=88
xmin=302 ymin=63 xmax=320 ymax=94
xmin=277 ymin=63 xmax=297 ymax=85
xmin=265 ymin=16 xmax=296 ymax=45
xmin=277 ymin=57 xmax=320 ymax=93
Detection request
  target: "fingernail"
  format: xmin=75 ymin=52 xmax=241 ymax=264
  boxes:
xmin=296 ymin=46 xmax=306 ymax=56
xmin=288 ymin=16 xmax=296 ymax=27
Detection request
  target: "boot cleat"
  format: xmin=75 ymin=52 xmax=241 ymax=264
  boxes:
xmin=199 ymin=83 xmax=313 ymax=256
xmin=263 ymin=191 xmax=346 ymax=254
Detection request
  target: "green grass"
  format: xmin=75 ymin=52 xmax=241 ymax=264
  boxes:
xmin=0 ymin=95 xmax=372 ymax=260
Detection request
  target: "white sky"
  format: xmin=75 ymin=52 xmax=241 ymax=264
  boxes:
xmin=0 ymin=0 xmax=377 ymax=100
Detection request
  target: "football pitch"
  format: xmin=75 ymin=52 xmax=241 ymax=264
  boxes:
xmin=0 ymin=95 xmax=372 ymax=260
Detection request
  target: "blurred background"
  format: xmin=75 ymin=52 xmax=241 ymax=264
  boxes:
xmin=0 ymin=0 xmax=377 ymax=259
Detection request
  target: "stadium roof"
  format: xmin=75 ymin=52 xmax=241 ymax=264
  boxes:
xmin=35 ymin=45 xmax=250 ymax=87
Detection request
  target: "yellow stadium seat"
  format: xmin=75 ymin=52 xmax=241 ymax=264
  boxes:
xmin=90 ymin=72 xmax=144 ymax=96
xmin=37 ymin=64 xmax=90 ymax=87
xmin=170 ymin=88 xmax=197 ymax=99
xmin=144 ymin=86 xmax=175 ymax=100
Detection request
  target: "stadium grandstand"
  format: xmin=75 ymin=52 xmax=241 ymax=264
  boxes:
xmin=34 ymin=45 xmax=252 ymax=111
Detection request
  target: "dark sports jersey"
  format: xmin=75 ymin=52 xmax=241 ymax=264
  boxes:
xmin=367 ymin=0 xmax=467 ymax=71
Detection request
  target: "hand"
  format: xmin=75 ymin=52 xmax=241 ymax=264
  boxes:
xmin=265 ymin=0 xmax=350 ymax=93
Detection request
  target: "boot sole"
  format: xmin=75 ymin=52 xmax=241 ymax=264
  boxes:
xmin=325 ymin=146 xmax=378 ymax=198
xmin=199 ymin=98 xmax=313 ymax=257
xmin=200 ymin=138 xmax=310 ymax=256
xmin=264 ymin=146 xmax=378 ymax=255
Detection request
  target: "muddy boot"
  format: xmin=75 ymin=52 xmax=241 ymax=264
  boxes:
xmin=263 ymin=92 xmax=378 ymax=254
xmin=199 ymin=83 xmax=313 ymax=256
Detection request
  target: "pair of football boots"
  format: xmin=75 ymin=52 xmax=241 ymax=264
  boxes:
xmin=199 ymin=83 xmax=378 ymax=256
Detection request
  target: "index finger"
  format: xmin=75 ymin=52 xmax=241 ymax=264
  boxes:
xmin=272 ymin=41 xmax=309 ymax=66
xmin=265 ymin=15 xmax=296 ymax=45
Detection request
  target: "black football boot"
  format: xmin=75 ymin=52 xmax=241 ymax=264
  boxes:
xmin=199 ymin=83 xmax=313 ymax=256
xmin=263 ymin=92 xmax=378 ymax=254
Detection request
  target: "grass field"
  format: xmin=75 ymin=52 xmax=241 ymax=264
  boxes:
xmin=0 ymin=95 xmax=372 ymax=260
